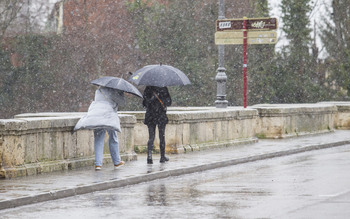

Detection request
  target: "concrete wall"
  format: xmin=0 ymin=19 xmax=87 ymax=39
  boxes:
xmin=252 ymin=103 xmax=337 ymax=138
xmin=0 ymin=113 xmax=136 ymax=178
xmin=318 ymin=102 xmax=350 ymax=130
xmin=122 ymin=107 xmax=259 ymax=154
xmin=1 ymin=102 xmax=350 ymax=178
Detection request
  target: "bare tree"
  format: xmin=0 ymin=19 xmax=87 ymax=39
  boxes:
xmin=0 ymin=0 xmax=24 ymax=41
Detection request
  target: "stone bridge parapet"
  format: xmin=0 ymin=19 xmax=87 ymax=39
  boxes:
xmin=1 ymin=102 xmax=349 ymax=178
xmin=0 ymin=113 xmax=136 ymax=178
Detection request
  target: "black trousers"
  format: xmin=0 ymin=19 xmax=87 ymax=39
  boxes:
xmin=147 ymin=123 xmax=166 ymax=156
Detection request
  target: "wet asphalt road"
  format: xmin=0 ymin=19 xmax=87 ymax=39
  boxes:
xmin=2 ymin=145 xmax=350 ymax=219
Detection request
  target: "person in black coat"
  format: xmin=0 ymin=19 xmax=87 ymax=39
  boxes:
xmin=142 ymin=86 xmax=172 ymax=164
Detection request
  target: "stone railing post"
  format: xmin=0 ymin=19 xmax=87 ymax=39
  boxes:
xmin=215 ymin=0 xmax=228 ymax=108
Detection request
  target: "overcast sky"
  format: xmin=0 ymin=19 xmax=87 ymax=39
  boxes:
xmin=268 ymin=0 xmax=332 ymax=58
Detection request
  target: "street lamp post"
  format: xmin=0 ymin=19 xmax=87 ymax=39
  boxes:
xmin=215 ymin=0 xmax=228 ymax=108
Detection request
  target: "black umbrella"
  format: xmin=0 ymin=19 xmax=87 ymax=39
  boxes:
xmin=129 ymin=64 xmax=191 ymax=87
xmin=91 ymin=76 xmax=143 ymax=98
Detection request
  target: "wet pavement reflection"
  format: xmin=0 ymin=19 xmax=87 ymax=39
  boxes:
xmin=1 ymin=145 xmax=350 ymax=218
xmin=1 ymin=130 xmax=350 ymax=206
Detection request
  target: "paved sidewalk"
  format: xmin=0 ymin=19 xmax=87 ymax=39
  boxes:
xmin=1 ymin=130 xmax=349 ymax=210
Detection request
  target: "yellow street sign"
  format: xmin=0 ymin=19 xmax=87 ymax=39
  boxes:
xmin=215 ymin=37 xmax=277 ymax=45
xmin=248 ymin=37 xmax=277 ymax=44
xmin=215 ymin=31 xmax=277 ymax=39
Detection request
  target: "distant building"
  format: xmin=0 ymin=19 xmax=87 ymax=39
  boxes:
xmin=47 ymin=0 xmax=168 ymax=35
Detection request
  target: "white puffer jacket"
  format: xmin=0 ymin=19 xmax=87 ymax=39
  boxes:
xmin=73 ymin=87 xmax=125 ymax=132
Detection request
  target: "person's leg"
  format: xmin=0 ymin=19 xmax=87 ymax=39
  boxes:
xmin=158 ymin=123 xmax=169 ymax=163
xmin=94 ymin=129 xmax=106 ymax=168
xmin=106 ymin=129 xmax=122 ymax=166
xmin=147 ymin=124 xmax=156 ymax=164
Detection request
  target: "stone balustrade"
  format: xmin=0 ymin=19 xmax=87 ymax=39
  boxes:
xmin=0 ymin=113 xmax=136 ymax=178
xmin=121 ymin=107 xmax=259 ymax=154
xmin=1 ymin=102 xmax=349 ymax=178
xmin=318 ymin=102 xmax=350 ymax=130
xmin=252 ymin=103 xmax=337 ymax=138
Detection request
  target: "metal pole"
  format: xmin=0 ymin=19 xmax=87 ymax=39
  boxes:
xmin=215 ymin=0 xmax=228 ymax=108
xmin=243 ymin=17 xmax=247 ymax=108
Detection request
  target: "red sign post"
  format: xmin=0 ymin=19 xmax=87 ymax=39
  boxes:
xmin=243 ymin=18 xmax=248 ymax=108
xmin=215 ymin=17 xmax=278 ymax=108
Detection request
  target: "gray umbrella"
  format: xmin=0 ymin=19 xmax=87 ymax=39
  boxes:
xmin=128 ymin=64 xmax=191 ymax=87
xmin=91 ymin=76 xmax=143 ymax=98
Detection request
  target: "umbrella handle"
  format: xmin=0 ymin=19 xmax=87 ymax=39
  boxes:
xmin=153 ymin=92 xmax=165 ymax=109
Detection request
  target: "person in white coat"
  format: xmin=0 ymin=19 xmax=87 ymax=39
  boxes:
xmin=74 ymin=86 xmax=125 ymax=170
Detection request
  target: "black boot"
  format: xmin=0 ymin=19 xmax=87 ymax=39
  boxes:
xmin=147 ymin=145 xmax=153 ymax=164
xmin=147 ymin=156 xmax=153 ymax=164
xmin=160 ymin=156 xmax=169 ymax=163
xmin=159 ymin=144 xmax=169 ymax=163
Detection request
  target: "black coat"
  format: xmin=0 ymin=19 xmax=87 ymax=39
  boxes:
xmin=142 ymin=86 xmax=172 ymax=126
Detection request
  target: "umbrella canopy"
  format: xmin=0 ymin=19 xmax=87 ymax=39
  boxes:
xmin=91 ymin=76 xmax=143 ymax=98
xmin=129 ymin=64 xmax=191 ymax=87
